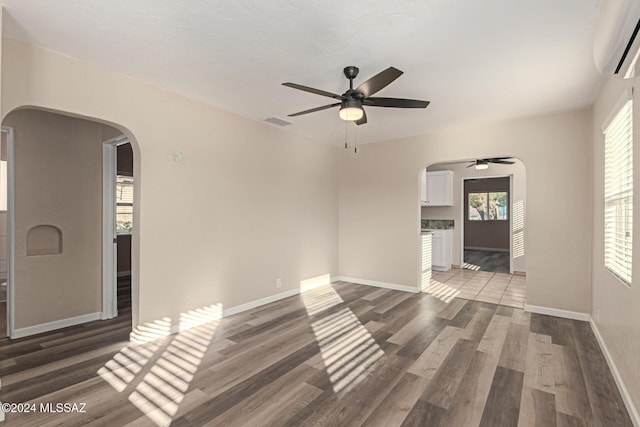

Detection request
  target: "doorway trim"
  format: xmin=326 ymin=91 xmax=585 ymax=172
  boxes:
xmin=460 ymin=174 xmax=513 ymax=274
xmin=101 ymin=135 xmax=129 ymax=320
xmin=2 ymin=126 xmax=15 ymax=338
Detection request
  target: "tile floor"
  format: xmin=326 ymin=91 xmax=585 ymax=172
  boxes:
xmin=428 ymin=268 xmax=526 ymax=308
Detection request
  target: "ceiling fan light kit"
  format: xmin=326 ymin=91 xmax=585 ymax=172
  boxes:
xmin=475 ymin=162 xmax=489 ymax=170
xmin=283 ymin=66 xmax=429 ymax=125
xmin=339 ymin=99 xmax=364 ymax=121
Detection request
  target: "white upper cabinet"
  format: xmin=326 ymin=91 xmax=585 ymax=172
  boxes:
xmin=421 ymin=170 xmax=453 ymax=206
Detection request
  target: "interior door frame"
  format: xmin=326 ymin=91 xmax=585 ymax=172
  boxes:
xmin=101 ymin=135 xmax=129 ymax=320
xmin=2 ymin=126 xmax=15 ymax=338
xmin=460 ymin=174 xmax=513 ymax=274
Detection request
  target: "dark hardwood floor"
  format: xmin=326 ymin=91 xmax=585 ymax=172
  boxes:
xmin=464 ymin=249 xmax=511 ymax=273
xmin=0 ymin=279 xmax=632 ymax=426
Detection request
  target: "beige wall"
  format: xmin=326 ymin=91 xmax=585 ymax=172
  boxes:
xmin=3 ymin=109 xmax=108 ymax=327
xmin=592 ymin=75 xmax=640 ymax=413
xmin=423 ymin=161 xmax=527 ymax=273
xmin=340 ymin=109 xmax=591 ymax=312
xmin=1 ymin=38 xmax=339 ymax=328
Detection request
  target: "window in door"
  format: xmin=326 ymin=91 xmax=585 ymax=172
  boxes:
xmin=468 ymin=192 xmax=508 ymax=221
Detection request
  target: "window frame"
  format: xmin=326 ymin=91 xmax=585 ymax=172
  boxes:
xmin=467 ymin=191 xmax=509 ymax=221
xmin=115 ymin=174 xmax=134 ymax=235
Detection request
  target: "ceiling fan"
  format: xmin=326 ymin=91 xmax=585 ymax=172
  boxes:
xmin=442 ymin=157 xmax=515 ymax=170
xmin=282 ymin=66 xmax=429 ymax=125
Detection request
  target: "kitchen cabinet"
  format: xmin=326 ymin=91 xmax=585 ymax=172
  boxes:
xmin=421 ymin=170 xmax=453 ymax=206
xmin=429 ymin=229 xmax=452 ymax=271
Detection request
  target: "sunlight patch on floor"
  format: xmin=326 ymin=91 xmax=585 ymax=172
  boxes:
xmin=423 ymin=279 xmax=460 ymax=303
xmin=301 ymin=283 xmax=382 ymax=395
xmin=463 ymin=262 xmax=481 ymax=271
xmin=99 ymin=304 xmax=222 ymax=426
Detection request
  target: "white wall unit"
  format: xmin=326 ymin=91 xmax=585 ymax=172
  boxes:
xmin=429 ymin=229 xmax=452 ymax=271
xmin=422 ymin=170 xmax=453 ymax=206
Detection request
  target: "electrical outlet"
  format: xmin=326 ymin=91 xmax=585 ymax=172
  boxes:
xmin=276 ymin=278 xmax=282 ymax=288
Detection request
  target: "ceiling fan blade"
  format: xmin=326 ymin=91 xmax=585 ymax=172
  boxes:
xmin=440 ymin=160 xmax=473 ymax=165
xmin=364 ymin=97 xmax=430 ymax=108
xmin=282 ymin=83 xmax=344 ymax=101
xmin=287 ymin=103 xmax=341 ymax=117
xmin=355 ymin=108 xmax=368 ymax=126
xmin=488 ymin=160 xmax=515 ymax=164
xmin=465 ymin=163 xmax=476 ymax=168
xmin=355 ymin=67 xmax=403 ymax=97
xmin=483 ymin=157 xmax=513 ymax=162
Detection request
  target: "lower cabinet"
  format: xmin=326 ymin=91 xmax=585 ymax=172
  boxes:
xmin=430 ymin=229 xmax=452 ymax=271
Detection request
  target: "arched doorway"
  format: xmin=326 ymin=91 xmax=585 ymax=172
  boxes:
xmin=1 ymin=107 xmax=140 ymax=339
xmin=419 ymin=156 xmax=527 ymax=308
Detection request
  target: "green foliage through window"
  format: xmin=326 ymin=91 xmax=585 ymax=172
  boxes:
xmin=468 ymin=192 xmax=507 ymax=221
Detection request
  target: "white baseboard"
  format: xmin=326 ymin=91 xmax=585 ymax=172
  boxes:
xmin=221 ymin=276 xmax=337 ymax=318
xmin=333 ymin=276 xmax=420 ymax=294
xmin=589 ymin=317 xmax=640 ymax=426
xmin=223 ymin=288 xmax=300 ymax=317
xmin=13 ymin=312 xmax=101 ymax=339
xmin=524 ymin=304 xmax=590 ymax=321
xmin=221 ymin=275 xmax=419 ymax=320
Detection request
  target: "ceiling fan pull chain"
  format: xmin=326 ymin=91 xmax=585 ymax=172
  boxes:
xmin=344 ymin=121 xmax=348 ymax=149
xmin=354 ymin=125 xmax=357 ymax=154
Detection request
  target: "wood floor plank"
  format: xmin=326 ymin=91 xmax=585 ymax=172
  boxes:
xmin=438 ymin=349 xmax=496 ymax=427
xmin=399 ymin=399 xmax=447 ymax=427
xmin=362 ymin=372 xmax=430 ymax=427
xmin=436 ymin=298 xmax=467 ymax=320
xmin=460 ymin=307 xmax=494 ymax=342
xmin=523 ymin=332 xmax=555 ymax=393
xmin=372 ymin=291 xmax=415 ymax=314
xmin=498 ymin=323 xmax=530 ymax=372
xmin=303 ymin=353 xmax=413 ymax=426
xmin=201 ymin=363 xmax=320 ymax=426
xmin=360 ymin=287 xmax=391 ymax=301
xmin=396 ymin=317 xmax=448 ymax=360
xmin=518 ymin=387 xmax=557 ymax=427
xmin=556 ymin=412 xmax=586 ymax=427
xmin=477 ymin=313 xmax=511 ymax=357
xmin=408 ymin=325 xmax=462 ymax=379
xmin=552 ymin=343 xmax=593 ymax=423
xmin=479 ymin=366 xmax=524 ymax=427
xmin=387 ymin=309 xmax=437 ymax=346
xmin=240 ymin=381 xmax=323 ymax=427
xmin=180 ymin=341 xmax=320 ymax=426
xmin=420 ymin=338 xmax=477 ymax=409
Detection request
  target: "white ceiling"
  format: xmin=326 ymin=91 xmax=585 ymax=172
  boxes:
xmin=1 ymin=0 xmax=604 ymax=146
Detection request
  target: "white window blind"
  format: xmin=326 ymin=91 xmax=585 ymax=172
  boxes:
xmin=604 ymin=99 xmax=633 ymax=285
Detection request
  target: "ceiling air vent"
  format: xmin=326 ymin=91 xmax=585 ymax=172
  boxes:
xmin=265 ymin=117 xmax=293 ymax=127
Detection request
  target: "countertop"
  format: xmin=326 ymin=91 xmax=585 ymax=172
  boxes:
xmin=421 ymin=219 xmax=454 ymax=230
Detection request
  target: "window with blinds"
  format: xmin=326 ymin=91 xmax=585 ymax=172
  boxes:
xmin=116 ymin=175 xmax=134 ymax=234
xmin=604 ymin=99 xmax=633 ymax=285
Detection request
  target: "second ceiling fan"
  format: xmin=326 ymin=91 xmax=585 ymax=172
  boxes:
xmin=442 ymin=157 xmax=515 ymax=170
xmin=282 ymin=66 xmax=429 ymax=125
